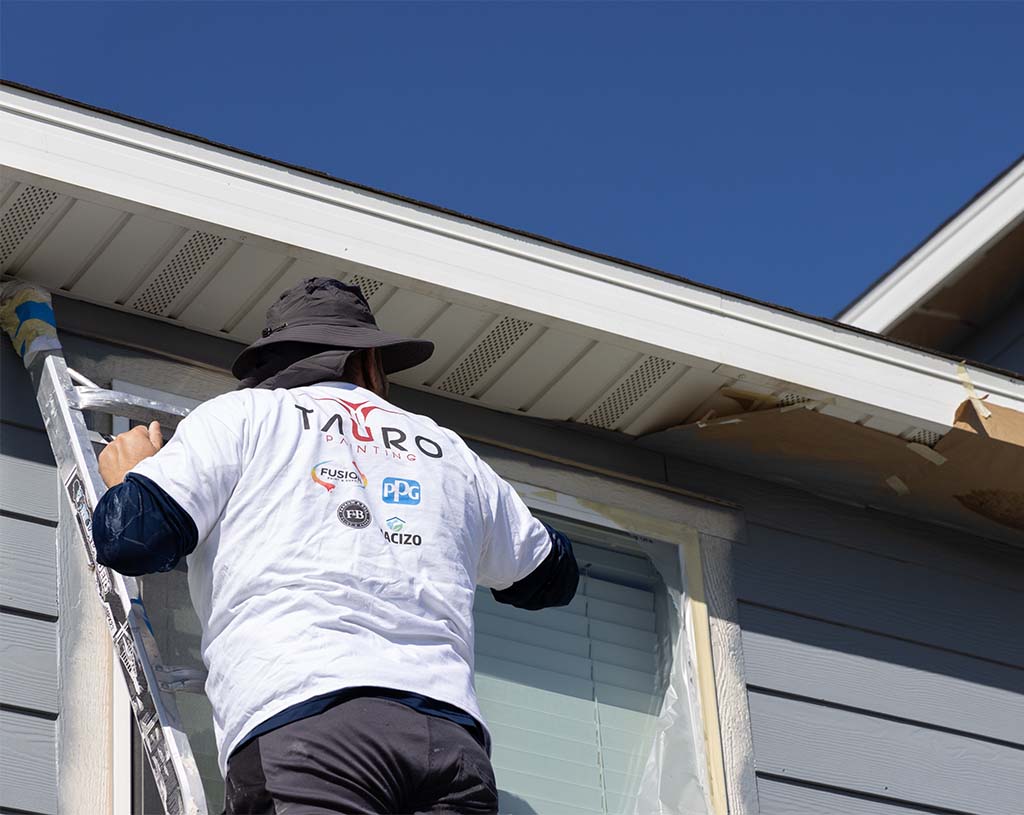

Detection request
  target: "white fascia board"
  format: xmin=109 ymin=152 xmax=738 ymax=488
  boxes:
xmin=838 ymin=156 xmax=1024 ymax=332
xmin=3 ymin=86 xmax=1023 ymax=431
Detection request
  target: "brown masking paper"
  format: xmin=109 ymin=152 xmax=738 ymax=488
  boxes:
xmin=670 ymin=400 xmax=1024 ymax=539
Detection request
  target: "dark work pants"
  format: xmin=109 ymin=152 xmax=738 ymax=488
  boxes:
xmin=223 ymin=696 xmax=499 ymax=815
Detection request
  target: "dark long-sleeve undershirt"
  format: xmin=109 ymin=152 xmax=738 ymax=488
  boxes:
xmin=491 ymin=524 xmax=579 ymax=610
xmin=93 ymin=473 xmax=198 ymax=575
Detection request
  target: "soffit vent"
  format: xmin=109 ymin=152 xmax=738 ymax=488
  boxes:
xmin=905 ymin=427 xmax=943 ymax=448
xmin=347 ymin=273 xmax=384 ymax=302
xmin=131 ymin=231 xmax=224 ymax=315
xmin=777 ymin=391 xmax=813 ymax=408
xmin=438 ymin=316 xmax=532 ymax=396
xmin=583 ymin=355 xmax=677 ymax=429
xmin=0 ymin=186 xmax=59 ymax=269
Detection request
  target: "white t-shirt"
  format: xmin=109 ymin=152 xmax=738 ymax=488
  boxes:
xmin=132 ymin=382 xmax=551 ymax=774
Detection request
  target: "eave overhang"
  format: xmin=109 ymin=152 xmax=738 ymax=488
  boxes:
xmin=3 ymin=83 xmax=1023 ymax=545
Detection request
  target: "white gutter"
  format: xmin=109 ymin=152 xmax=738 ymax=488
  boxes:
xmin=837 ymin=156 xmax=1024 ymax=332
xmin=2 ymin=86 xmax=1023 ymax=431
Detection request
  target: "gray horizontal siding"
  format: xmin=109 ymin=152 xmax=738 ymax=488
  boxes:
xmin=1 ymin=340 xmax=60 ymax=815
xmin=748 ymin=691 xmax=1023 ymax=814
xmin=660 ymin=457 xmax=1024 ymax=593
xmin=736 ymin=524 xmax=1024 ymax=667
xmin=0 ymin=613 xmax=58 ymax=713
xmin=735 ymin=520 xmax=1024 ymax=815
xmin=1 ymin=435 xmax=59 ymax=523
xmin=756 ymin=776 xmax=961 ymax=815
xmin=740 ymin=604 xmax=1024 ymax=744
xmin=0 ymin=709 xmax=57 ymax=814
xmin=0 ymin=513 xmax=57 ymax=616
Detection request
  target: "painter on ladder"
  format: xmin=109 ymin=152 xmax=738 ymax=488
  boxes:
xmin=91 ymin=277 xmax=580 ymax=815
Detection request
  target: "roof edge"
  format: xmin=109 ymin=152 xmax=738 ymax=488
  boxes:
xmin=2 ymin=80 xmax=1023 ymax=394
xmin=836 ymin=150 xmax=1024 ymax=326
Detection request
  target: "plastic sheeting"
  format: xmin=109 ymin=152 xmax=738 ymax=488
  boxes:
xmin=631 ymin=536 xmax=712 ymax=815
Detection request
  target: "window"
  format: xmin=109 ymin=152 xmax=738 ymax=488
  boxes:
xmin=474 ymin=515 xmax=699 ymax=815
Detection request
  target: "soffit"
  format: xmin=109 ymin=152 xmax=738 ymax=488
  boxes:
xmin=4 ymin=83 xmax=1024 ymax=437
xmin=881 ymin=218 xmax=1024 ymax=355
xmin=0 ymin=172 xmax=980 ymax=444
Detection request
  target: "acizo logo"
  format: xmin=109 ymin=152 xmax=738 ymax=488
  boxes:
xmin=311 ymin=460 xmax=367 ymax=493
xmin=382 ymin=477 xmax=420 ymax=505
xmin=383 ymin=516 xmax=421 ymax=546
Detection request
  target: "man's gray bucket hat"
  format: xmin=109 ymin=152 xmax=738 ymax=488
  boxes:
xmin=231 ymin=277 xmax=434 ymax=380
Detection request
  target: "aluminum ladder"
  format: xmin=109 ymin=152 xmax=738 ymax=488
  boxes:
xmin=1 ymin=281 xmax=209 ymax=815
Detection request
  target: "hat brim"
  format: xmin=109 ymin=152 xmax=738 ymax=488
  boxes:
xmin=232 ymin=323 xmax=434 ymax=380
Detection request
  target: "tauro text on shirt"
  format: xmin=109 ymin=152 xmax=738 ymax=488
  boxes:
xmin=294 ymin=401 xmax=444 ymax=460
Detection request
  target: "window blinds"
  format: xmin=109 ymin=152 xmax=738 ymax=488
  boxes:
xmin=475 ymin=538 xmax=669 ymax=815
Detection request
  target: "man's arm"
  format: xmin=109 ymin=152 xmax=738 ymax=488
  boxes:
xmin=94 ymin=395 xmax=244 ymax=576
xmin=471 ymin=445 xmax=580 ymax=610
xmin=490 ymin=523 xmax=578 ymax=610
xmin=94 ymin=472 xmax=199 ymax=575
xmin=93 ymin=421 xmax=199 ymax=575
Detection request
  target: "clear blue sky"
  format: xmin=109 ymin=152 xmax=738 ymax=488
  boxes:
xmin=3 ymin=1 xmax=1022 ymax=318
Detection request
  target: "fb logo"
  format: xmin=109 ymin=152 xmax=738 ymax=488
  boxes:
xmin=337 ymin=499 xmax=372 ymax=529
xmin=382 ymin=477 xmax=420 ymax=505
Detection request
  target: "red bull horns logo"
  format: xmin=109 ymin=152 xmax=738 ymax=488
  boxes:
xmin=295 ymin=397 xmax=444 ymax=461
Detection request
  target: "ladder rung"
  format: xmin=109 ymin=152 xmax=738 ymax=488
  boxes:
xmin=74 ymin=386 xmax=191 ymax=429
xmin=156 ymin=665 xmax=208 ymax=694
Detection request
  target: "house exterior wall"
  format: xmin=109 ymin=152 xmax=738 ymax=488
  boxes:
xmin=731 ymin=511 xmax=1024 ymax=814
xmin=0 ymin=336 xmax=61 ymax=814
xmin=954 ymin=293 xmax=1024 ymax=375
xmin=1 ymin=306 xmax=1022 ymax=814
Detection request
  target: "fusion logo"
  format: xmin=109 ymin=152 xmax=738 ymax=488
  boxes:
xmin=383 ymin=516 xmax=421 ymax=546
xmin=337 ymin=499 xmax=372 ymax=529
xmin=311 ymin=460 xmax=367 ymax=493
xmin=382 ymin=477 xmax=421 ymax=505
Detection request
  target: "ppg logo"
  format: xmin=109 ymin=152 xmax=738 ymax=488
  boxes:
xmin=382 ymin=477 xmax=421 ymax=505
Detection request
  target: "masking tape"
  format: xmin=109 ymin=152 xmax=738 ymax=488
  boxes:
xmin=906 ymin=442 xmax=947 ymax=466
xmin=0 ymin=282 xmax=60 ymax=364
xmin=886 ymin=475 xmax=910 ymax=495
xmin=956 ymin=362 xmax=993 ymax=419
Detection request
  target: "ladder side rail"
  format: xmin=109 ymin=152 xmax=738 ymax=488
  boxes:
xmin=31 ymin=352 xmax=209 ymax=815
